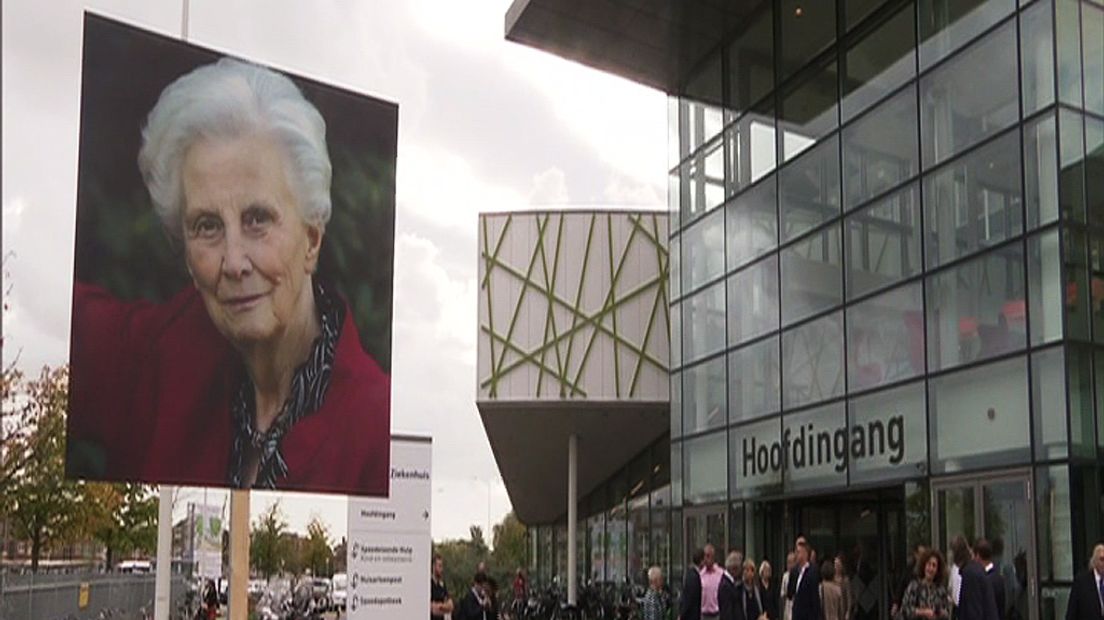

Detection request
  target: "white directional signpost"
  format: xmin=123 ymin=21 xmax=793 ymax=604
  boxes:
xmin=347 ymin=435 xmax=432 ymax=620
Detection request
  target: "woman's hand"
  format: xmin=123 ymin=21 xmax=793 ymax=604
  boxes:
xmin=917 ymin=607 xmax=937 ymax=619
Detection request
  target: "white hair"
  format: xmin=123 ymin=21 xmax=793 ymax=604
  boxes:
xmin=138 ymin=57 xmax=332 ymax=237
xmin=647 ymin=566 xmax=662 ymax=582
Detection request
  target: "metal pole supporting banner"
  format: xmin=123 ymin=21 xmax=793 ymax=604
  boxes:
xmin=567 ymin=434 xmax=578 ymax=605
xmin=228 ymin=490 xmax=250 ymax=620
xmin=154 ymin=485 xmax=174 ymax=620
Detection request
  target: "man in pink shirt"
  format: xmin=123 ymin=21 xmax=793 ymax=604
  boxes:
xmin=701 ymin=544 xmax=723 ymax=619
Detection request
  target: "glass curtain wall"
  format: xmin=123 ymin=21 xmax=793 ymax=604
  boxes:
xmin=668 ymin=0 xmax=1104 ymax=611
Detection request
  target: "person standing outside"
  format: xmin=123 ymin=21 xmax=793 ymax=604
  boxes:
xmin=781 ymin=552 xmax=797 ymax=620
xmin=644 ymin=566 xmax=670 ymax=620
xmin=788 ymin=540 xmax=822 ymax=620
xmin=719 ymin=552 xmax=742 ymax=620
xmin=950 ymin=537 xmax=999 ymax=620
xmin=1064 ymin=543 xmax=1104 ymax=620
xmin=820 ymin=561 xmax=847 ymax=620
xmin=760 ymin=561 xmax=780 ymax=620
xmin=512 ymin=568 xmax=528 ymax=618
xmin=457 ymin=573 xmax=491 ymax=620
xmin=701 ymin=544 xmax=724 ymax=620
xmin=431 ymin=555 xmax=455 ymax=620
xmin=974 ymin=540 xmax=1006 ymax=620
xmin=901 ymin=549 xmax=953 ymax=620
xmin=681 ymin=548 xmax=706 ymax=620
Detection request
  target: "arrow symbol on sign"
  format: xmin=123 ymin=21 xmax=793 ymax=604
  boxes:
xmin=423 ymin=510 xmax=429 ymax=519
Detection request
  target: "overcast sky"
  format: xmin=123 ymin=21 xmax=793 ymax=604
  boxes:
xmin=1 ymin=0 xmax=666 ymax=543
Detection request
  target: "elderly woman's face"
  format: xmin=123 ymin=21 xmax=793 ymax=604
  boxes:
xmin=181 ymin=132 xmax=321 ymax=347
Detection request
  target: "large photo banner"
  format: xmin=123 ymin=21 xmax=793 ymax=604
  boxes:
xmin=65 ymin=13 xmax=396 ymax=496
xmin=347 ymin=436 xmax=432 ymax=620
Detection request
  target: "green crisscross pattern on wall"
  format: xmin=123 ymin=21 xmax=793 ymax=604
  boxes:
xmin=478 ymin=211 xmax=670 ymax=400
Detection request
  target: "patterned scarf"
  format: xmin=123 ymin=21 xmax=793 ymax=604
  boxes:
xmin=228 ymin=280 xmax=343 ymax=489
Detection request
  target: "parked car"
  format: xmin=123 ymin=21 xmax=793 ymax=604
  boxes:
xmin=331 ymin=573 xmax=348 ymax=612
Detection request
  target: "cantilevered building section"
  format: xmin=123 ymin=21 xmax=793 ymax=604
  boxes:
xmin=476 ymin=210 xmax=670 ymax=601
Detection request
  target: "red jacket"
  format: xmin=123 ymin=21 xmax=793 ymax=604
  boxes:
xmin=67 ymin=282 xmax=390 ymax=496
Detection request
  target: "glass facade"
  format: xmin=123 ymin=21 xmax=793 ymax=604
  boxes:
xmin=666 ymin=0 xmax=1104 ymax=616
xmin=525 ymin=0 xmax=1104 ymax=611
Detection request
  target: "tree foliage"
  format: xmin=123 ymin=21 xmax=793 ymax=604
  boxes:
xmin=4 ymin=366 xmax=86 ymax=572
xmin=250 ymin=501 xmax=291 ymax=580
xmin=433 ymin=512 xmax=528 ymax=605
xmin=86 ymin=483 xmax=159 ymax=569
xmin=302 ymin=517 xmax=335 ymax=578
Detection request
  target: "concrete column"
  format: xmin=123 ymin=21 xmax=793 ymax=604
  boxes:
xmin=153 ymin=486 xmax=173 ymax=620
xmin=229 ymin=490 xmax=251 ymax=620
xmin=567 ymin=434 xmax=578 ymax=605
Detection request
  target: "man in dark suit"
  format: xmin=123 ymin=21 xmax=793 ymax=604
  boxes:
xmin=719 ymin=551 xmax=744 ymax=620
xmin=456 ymin=572 xmax=490 ymax=620
xmin=974 ymin=540 xmax=1006 ymax=620
xmin=681 ymin=548 xmax=706 ymax=620
xmin=788 ymin=540 xmax=821 ymax=620
xmin=951 ymin=536 xmax=999 ymax=620
xmin=1065 ymin=543 xmax=1104 ymax=620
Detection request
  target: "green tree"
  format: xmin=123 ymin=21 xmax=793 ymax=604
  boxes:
xmin=301 ymin=517 xmax=335 ymax=577
xmin=251 ymin=501 xmax=290 ymax=580
xmin=491 ymin=512 xmax=528 ymax=580
xmin=86 ymin=483 xmax=159 ymax=569
xmin=6 ymin=366 xmax=86 ymax=572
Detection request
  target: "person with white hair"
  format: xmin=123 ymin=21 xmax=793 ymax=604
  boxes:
xmin=68 ymin=57 xmax=390 ymax=494
xmin=642 ymin=566 xmax=668 ymax=620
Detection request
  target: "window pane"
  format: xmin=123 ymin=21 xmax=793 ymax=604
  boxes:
xmin=1088 ymin=118 xmax=1104 ymax=226
xmin=929 ymin=356 xmax=1030 ymax=473
xmin=682 ymin=209 xmax=725 ymax=291
xmin=843 ymin=87 xmax=920 ymax=209
xmin=1085 ymin=4 xmax=1104 ymax=115
xmin=727 ymin=3 xmax=775 ymax=114
xmin=727 ymin=107 xmax=779 ymax=195
xmin=671 ymin=371 xmax=683 ymax=439
xmin=1028 ymin=229 xmax=1063 ymax=345
xmin=729 ymin=337 xmax=781 ymax=423
xmin=672 ymin=442 xmax=683 ymax=506
xmin=1024 ymin=112 xmax=1060 ymax=229
xmin=728 ymin=255 xmax=780 ymax=346
xmin=842 ymin=4 xmax=917 ymax=121
xmin=683 ymin=356 xmax=727 ymax=435
xmin=683 ymin=281 xmax=726 ymax=363
xmin=782 ymin=311 xmax=845 ymax=408
xmin=669 ymin=168 xmax=682 ymax=232
xmin=926 ymin=245 xmax=1027 ymax=371
xmin=783 ymin=402 xmax=848 ymax=493
xmin=1021 ymin=0 xmax=1056 ymax=114
xmin=848 ymin=381 xmax=928 ymax=484
xmin=684 ymin=430 xmax=728 ymax=504
xmin=1067 ymin=346 xmax=1095 ymax=459
xmin=782 ymin=224 xmax=844 ymax=325
xmin=670 ymin=234 xmax=681 ymax=299
xmin=1056 ymin=0 xmax=1083 ymax=107
xmin=680 ymin=97 xmax=724 ymax=163
xmin=780 ymin=60 xmax=840 ymax=162
xmin=845 ymin=183 xmax=922 ymax=298
xmin=923 ymin=129 xmax=1023 ymax=268
xmin=1092 ymin=232 xmax=1104 ymax=342
xmin=727 ymin=176 xmax=779 ymax=270
xmin=1036 ymin=465 xmax=1074 ymax=581
xmin=846 ymin=282 xmax=925 ymax=392
xmin=681 ymin=137 xmax=726 ymax=221
xmin=1065 ymin=227 xmax=1091 ymax=340
xmin=671 ymin=302 xmax=683 ymax=368
xmin=1059 ymin=109 xmax=1086 ymax=222
xmin=919 ymin=21 xmax=1019 ymax=167
xmin=918 ymin=0 xmax=1015 ymax=70
xmin=730 ymin=417 xmax=784 ymax=499
xmin=782 ymin=136 xmax=842 ymax=242
xmin=1031 ymin=346 xmax=1069 ymax=460
xmin=845 ymin=0 xmax=887 ymax=30
xmin=779 ymin=0 xmax=838 ymax=81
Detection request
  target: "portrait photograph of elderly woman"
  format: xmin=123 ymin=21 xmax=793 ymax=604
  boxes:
xmin=65 ymin=15 xmax=395 ymax=496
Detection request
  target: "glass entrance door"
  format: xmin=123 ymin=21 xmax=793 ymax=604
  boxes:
xmin=684 ymin=505 xmax=727 ymax=565
xmin=932 ymin=472 xmax=1036 ymax=620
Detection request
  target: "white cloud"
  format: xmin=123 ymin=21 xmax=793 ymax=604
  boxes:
xmin=528 ymin=167 xmax=570 ymax=205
